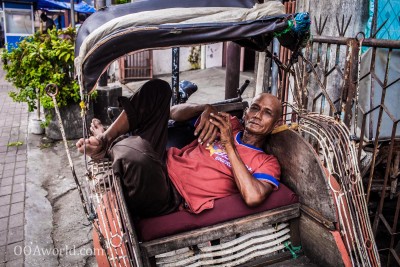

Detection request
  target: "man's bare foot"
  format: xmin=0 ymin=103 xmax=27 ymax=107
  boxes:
xmin=76 ymin=135 xmax=107 ymax=159
xmin=90 ymin=118 xmax=106 ymax=136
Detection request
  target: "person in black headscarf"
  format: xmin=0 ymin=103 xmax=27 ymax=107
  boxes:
xmin=40 ymin=13 xmax=55 ymax=32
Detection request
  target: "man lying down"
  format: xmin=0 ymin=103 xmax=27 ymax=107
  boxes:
xmin=76 ymin=79 xmax=282 ymax=217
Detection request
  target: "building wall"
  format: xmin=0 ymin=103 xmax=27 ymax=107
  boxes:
xmin=152 ymin=47 xmax=192 ymax=76
xmin=296 ymin=0 xmax=370 ymax=37
xmin=295 ymin=0 xmax=370 ymax=112
xmin=205 ymin=43 xmax=223 ymax=68
xmin=152 ymin=43 xmax=223 ymax=75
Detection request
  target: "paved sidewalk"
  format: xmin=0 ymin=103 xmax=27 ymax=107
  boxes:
xmin=0 ymin=80 xmax=28 ymax=267
xmin=0 ymin=70 xmax=95 ymax=267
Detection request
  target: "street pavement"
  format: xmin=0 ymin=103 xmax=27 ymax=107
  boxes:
xmin=0 ymin=71 xmax=28 ymax=267
xmin=0 ymin=66 xmax=255 ymax=267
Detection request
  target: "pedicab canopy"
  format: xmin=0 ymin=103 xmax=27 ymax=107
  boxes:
xmin=74 ymin=0 xmax=310 ymax=95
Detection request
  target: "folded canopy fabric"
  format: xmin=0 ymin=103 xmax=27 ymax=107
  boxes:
xmin=77 ymin=2 xmax=285 ymax=60
xmin=38 ymin=0 xmax=95 ymax=13
xmin=74 ymin=0 xmax=306 ymax=94
xmin=75 ymin=0 xmax=256 ymax=49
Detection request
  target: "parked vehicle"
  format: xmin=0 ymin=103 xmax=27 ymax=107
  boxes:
xmin=52 ymin=0 xmax=380 ymax=266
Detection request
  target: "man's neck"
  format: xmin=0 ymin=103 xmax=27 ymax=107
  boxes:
xmin=241 ymin=130 xmax=266 ymax=148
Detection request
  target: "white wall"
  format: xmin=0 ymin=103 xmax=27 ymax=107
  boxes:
xmin=205 ymin=43 xmax=223 ymax=68
xmin=152 ymin=43 xmax=223 ymax=75
xmin=113 ymin=44 xmax=225 ymax=79
xmin=153 ymin=47 xmax=192 ymax=76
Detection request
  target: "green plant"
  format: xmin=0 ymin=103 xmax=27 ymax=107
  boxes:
xmin=40 ymin=113 xmax=53 ymax=128
xmin=114 ymin=0 xmax=129 ymax=4
xmin=1 ymin=27 xmax=80 ymax=112
xmin=7 ymin=141 xmax=24 ymax=147
xmin=188 ymin=46 xmax=201 ymax=70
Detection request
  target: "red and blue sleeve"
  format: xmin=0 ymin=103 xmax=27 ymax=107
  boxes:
xmin=252 ymin=156 xmax=281 ymax=190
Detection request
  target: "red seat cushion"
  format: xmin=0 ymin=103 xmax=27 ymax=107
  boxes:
xmin=135 ymin=183 xmax=298 ymax=241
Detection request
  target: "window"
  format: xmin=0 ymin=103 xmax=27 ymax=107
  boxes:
xmin=5 ymin=10 xmax=33 ymax=34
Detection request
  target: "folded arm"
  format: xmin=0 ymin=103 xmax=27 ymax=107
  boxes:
xmin=226 ymin=146 xmax=274 ymax=207
xmin=77 ymin=102 xmax=221 ymax=157
xmin=170 ymin=103 xmax=209 ymax=121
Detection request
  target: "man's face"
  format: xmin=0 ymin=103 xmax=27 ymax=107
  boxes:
xmin=243 ymin=94 xmax=282 ymax=135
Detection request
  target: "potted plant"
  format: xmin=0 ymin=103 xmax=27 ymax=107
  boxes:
xmin=1 ymin=27 xmax=93 ymax=139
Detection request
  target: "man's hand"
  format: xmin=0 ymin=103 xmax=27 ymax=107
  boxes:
xmin=194 ymin=104 xmax=219 ymax=146
xmin=209 ymin=112 xmax=235 ymax=149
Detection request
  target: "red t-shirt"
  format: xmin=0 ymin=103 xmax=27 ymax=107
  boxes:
xmin=167 ymin=116 xmax=280 ymax=214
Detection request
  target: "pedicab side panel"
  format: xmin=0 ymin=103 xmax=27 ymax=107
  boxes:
xmin=92 ymin=191 xmax=133 ymax=266
xmin=299 ymin=215 xmax=347 ymax=267
xmin=264 ymin=129 xmax=348 ymax=266
xmin=264 ymin=129 xmax=337 ymax=222
xmin=88 ymin=160 xmax=143 ymax=267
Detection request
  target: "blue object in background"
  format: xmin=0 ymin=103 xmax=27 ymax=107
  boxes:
xmin=365 ymin=0 xmax=400 ymax=40
xmin=37 ymin=0 xmax=95 ymax=13
xmin=54 ymin=14 xmax=66 ymax=30
xmin=3 ymin=1 xmax=34 ymax=50
xmin=5 ymin=36 xmax=24 ymax=50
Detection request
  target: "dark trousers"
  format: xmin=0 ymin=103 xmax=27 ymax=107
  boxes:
xmin=109 ymin=79 xmax=181 ymax=217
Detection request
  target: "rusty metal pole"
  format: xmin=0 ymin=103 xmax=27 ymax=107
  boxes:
xmin=70 ymin=0 xmax=75 ymax=28
xmin=225 ymin=42 xmax=241 ymax=99
xmin=342 ymin=38 xmax=359 ymax=126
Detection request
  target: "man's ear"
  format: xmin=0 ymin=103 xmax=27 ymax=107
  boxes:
xmin=273 ymin=118 xmax=283 ymax=128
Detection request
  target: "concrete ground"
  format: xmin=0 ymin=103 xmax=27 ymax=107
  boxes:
xmin=1 ymin=67 xmax=257 ymax=267
xmin=122 ymin=67 xmax=256 ymax=104
xmin=24 ymin=135 xmax=96 ymax=267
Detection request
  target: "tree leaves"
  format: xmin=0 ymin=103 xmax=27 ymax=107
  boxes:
xmin=1 ymin=27 xmax=79 ymax=111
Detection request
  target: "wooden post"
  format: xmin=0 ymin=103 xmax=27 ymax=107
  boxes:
xmin=70 ymin=0 xmax=75 ymax=28
xmin=201 ymin=45 xmax=206 ymax=69
xmin=225 ymin=42 xmax=241 ymax=100
xmin=255 ymin=52 xmax=267 ymax=95
xmin=271 ymin=39 xmax=280 ymax=97
xmin=342 ymin=39 xmax=359 ymax=126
